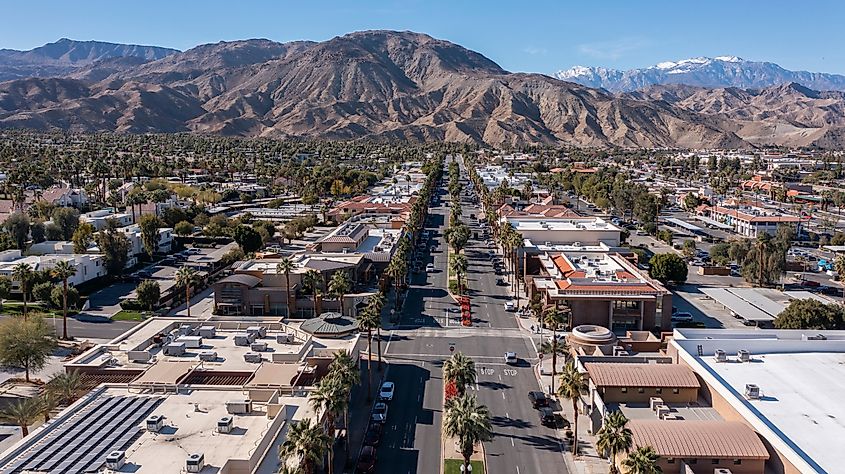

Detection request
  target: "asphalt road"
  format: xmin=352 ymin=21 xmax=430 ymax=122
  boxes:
xmin=375 ymin=155 xmax=568 ymax=474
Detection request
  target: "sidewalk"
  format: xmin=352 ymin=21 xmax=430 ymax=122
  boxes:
xmin=335 ymin=354 xmax=384 ymax=474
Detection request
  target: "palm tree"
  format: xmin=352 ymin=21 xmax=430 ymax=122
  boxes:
xmin=276 ymin=257 xmax=295 ymax=319
xmin=621 ymin=446 xmax=662 ymax=474
xmin=386 ymin=257 xmax=407 ymax=310
xmin=509 ymin=231 xmax=524 ymax=303
xmin=328 ymin=350 xmax=359 ymax=462
xmin=0 ymin=397 xmax=43 ymax=437
xmin=328 ymin=271 xmax=351 ymax=317
xmin=597 ymin=411 xmax=633 ymax=473
xmin=442 ymin=352 xmax=476 ymax=396
xmin=278 ymin=418 xmax=331 ymax=474
xmin=558 ymin=361 xmax=587 ymax=455
xmin=51 ymin=260 xmax=77 ymax=340
xmin=175 ymin=267 xmax=198 ymax=318
xmin=46 ymin=371 xmax=85 ymax=404
xmin=449 ymin=253 xmax=468 ymax=296
xmin=303 ymin=269 xmax=323 ymax=316
xmin=356 ymin=306 xmax=379 ymax=401
xmin=308 ymin=376 xmax=345 ymax=474
xmin=366 ymin=293 xmax=386 ymax=370
xmin=12 ymin=263 xmax=33 ymax=318
xmin=835 ymin=255 xmax=845 ymax=304
xmin=442 ymin=393 xmax=493 ymax=474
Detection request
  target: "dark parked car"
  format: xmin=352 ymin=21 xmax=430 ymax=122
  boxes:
xmin=363 ymin=422 xmax=383 ymax=447
xmin=528 ymin=391 xmax=549 ymax=408
xmin=496 ymin=278 xmax=507 ymax=286
xmin=356 ymin=446 xmax=377 ymax=473
xmin=539 ymin=407 xmax=565 ymax=428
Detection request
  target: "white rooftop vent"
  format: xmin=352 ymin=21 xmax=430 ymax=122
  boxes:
xmin=744 ymin=384 xmax=760 ymax=400
xmin=105 ymin=450 xmax=125 ymax=470
xmin=714 ymin=349 xmax=727 ymax=362
xmin=226 ymin=399 xmax=252 ymax=414
xmin=217 ymin=416 xmax=234 ymax=433
xmin=145 ymin=415 xmax=164 ymax=432
xmin=186 ymin=453 xmax=205 ymax=473
xmin=737 ymin=349 xmax=751 ymax=363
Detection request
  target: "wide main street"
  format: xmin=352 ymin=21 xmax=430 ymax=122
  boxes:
xmin=375 ymin=156 xmax=568 ymax=474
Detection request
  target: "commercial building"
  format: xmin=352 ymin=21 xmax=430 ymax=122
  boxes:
xmin=0 ymin=316 xmax=362 ymax=474
xmin=0 ymin=250 xmax=106 ymax=291
xmin=699 ymin=205 xmax=800 ymax=238
xmin=505 ymin=216 xmax=622 ymax=247
xmin=584 ymin=362 xmax=700 ymax=403
xmin=669 ymin=328 xmax=845 ymax=474
xmin=530 ymin=250 xmax=672 ymax=332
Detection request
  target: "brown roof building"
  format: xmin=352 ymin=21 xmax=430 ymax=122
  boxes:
xmin=585 ymin=362 xmax=699 ymax=403
xmin=627 ymin=420 xmax=769 ymax=474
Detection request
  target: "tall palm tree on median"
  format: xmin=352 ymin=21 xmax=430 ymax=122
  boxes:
xmin=278 ymin=418 xmax=331 ymax=474
xmin=366 ymin=292 xmax=386 ymax=370
xmin=597 ymin=411 xmax=633 ymax=474
xmin=276 ymin=257 xmax=295 ymax=319
xmin=328 ymin=271 xmax=351 ymax=317
xmin=443 ymin=393 xmax=493 ymax=474
xmin=51 ymin=260 xmax=77 ymax=340
xmin=449 ymin=253 xmax=468 ymax=296
xmin=622 ymin=446 xmax=662 ymax=474
xmin=12 ymin=263 xmax=33 ymax=319
xmin=443 ymin=351 xmax=476 ymax=397
xmin=175 ymin=266 xmax=198 ymax=318
xmin=558 ymin=361 xmax=587 ymax=456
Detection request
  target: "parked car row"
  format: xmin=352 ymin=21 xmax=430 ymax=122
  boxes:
xmin=527 ymin=391 xmax=567 ymax=428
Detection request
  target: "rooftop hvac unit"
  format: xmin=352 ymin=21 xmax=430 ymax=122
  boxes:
xmin=198 ymin=351 xmax=218 ymax=362
xmin=198 ymin=325 xmax=216 ymax=338
xmin=573 ymin=241 xmax=581 ymax=247
xmin=146 ymin=415 xmax=164 ymax=432
xmin=649 ymin=397 xmax=664 ymax=411
xmin=714 ymin=349 xmax=727 ymax=362
xmin=217 ymin=416 xmax=233 ymax=433
xmin=179 ymin=324 xmax=194 ymax=336
xmin=655 ymin=405 xmax=670 ymax=418
xmin=105 ymin=450 xmax=125 ymax=470
xmin=737 ymin=349 xmax=751 ymax=363
xmin=164 ymin=342 xmax=186 ymax=356
xmin=234 ymin=333 xmax=255 ymax=346
xmin=277 ymin=334 xmax=293 ymax=344
xmin=243 ymin=352 xmax=262 ymax=363
xmin=246 ymin=326 xmax=267 ymax=338
xmin=226 ymin=400 xmax=252 ymax=414
xmin=250 ymin=341 xmax=268 ymax=352
xmin=744 ymin=384 xmax=760 ymax=400
xmin=186 ymin=453 xmax=205 ymax=473
xmin=177 ymin=335 xmax=203 ymax=348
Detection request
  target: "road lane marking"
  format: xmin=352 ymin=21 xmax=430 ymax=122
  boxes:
xmin=516 ymin=466 xmax=520 ymax=474
xmin=502 ymin=392 xmax=506 ymax=400
xmin=511 ymin=438 xmax=515 ymax=447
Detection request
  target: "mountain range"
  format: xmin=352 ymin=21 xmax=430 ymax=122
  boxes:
xmin=1 ymin=32 xmax=845 ymax=148
xmin=556 ymin=56 xmax=845 ymax=92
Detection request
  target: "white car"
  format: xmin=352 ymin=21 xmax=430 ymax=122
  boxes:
xmin=504 ymin=301 xmax=515 ymax=311
xmin=378 ymin=382 xmax=395 ymax=401
xmin=426 ymin=263 xmax=435 ymax=273
xmin=504 ymin=352 xmax=518 ymax=365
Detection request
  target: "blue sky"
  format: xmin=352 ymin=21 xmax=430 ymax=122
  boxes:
xmin=3 ymin=0 xmax=844 ymax=74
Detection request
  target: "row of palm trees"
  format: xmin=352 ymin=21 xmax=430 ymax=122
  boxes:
xmin=0 ymin=371 xmax=85 ymax=437
xmin=279 ymin=350 xmax=359 ymax=474
xmin=10 ymin=260 xmax=76 ymax=339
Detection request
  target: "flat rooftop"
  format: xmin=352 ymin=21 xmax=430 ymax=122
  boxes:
xmin=673 ymin=329 xmax=845 ymax=474
xmin=507 ymin=217 xmax=620 ymax=232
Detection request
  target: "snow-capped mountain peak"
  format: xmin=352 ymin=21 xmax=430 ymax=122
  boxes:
xmin=553 ymin=56 xmax=845 ymax=92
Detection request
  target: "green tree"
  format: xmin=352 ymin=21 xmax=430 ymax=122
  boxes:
xmin=356 ymin=304 xmax=379 ymax=401
xmin=71 ymin=222 xmax=95 ymax=253
xmin=175 ymin=267 xmax=198 ymax=318
xmin=328 ymin=271 xmax=352 ymax=316
xmin=597 ymin=411 xmax=633 ymax=473
xmin=442 ymin=393 xmax=493 ymax=474
xmin=32 ymin=282 xmax=54 ymax=307
xmin=46 ymin=371 xmax=84 ymax=405
xmin=307 ymin=376 xmax=344 ymax=474
xmin=30 ymin=220 xmax=45 ymax=244
xmin=0 ymin=315 xmax=56 ymax=382
xmin=774 ymin=299 xmax=845 ymax=330
xmin=328 ymin=350 xmax=360 ymax=463
xmin=443 ymin=351 xmax=476 ymax=397
xmin=622 ymin=446 xmax=662 ymax=474
xmin=12 ymin=263 xmax=34 ymax=318
xmin=174 ymin=220 xmax=194 ymax=236
xmin=709 ymin=242 xmax=731 ymax=266
xmin=681 ymin=240 xmax=696 ymax=260
xmin=51 ymin=260 xmax=76 ymax=340
xmin=0 ymin=397 xmax=43 ymax=437
xmin=136 ymin=279 xmax=161 ymax=310
xmin=278 ymin=418 xmax=331 ymax=474
xmin=449 ymin=253 xmax=468 ymax=295
xmin=138 ymin=214 xmax=162 ymax=257
xmin=4 ymin=212 xmax=30 ymax=250
xmin=558 ymin=361 xmax=587 ymax=455
xmin=232 ymin=224 xmax=262 ymax=253
xmin=50 ymin=286 xmax=78 ymax=315
xmin=45 ymin=222 xmax=63 ymax=241
xmin=51 ymin=207 xmax=80 ymax=240
xmin=96 ymin=219 xmax=131 ymax=275
xmin=648 ymin=253 xmax=688 ymax=285
xmin=0 ymin=275 xmax=10 ymax=311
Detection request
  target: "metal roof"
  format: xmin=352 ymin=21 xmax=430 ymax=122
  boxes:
xmin=701 ymin=287 xmax=775 ymax=322
xmin=216 ymin=274 xmax=262 ymax=288
xmin=585 ymin=363 xmax=700 ymax=388
xmin=630 ymin=420 xmax=770 ymax=459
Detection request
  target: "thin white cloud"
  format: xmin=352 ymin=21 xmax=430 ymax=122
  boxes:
xmin=523 ymin=46 xmax=548 ymax=56
xmin=577 ymin=37 xmax=650 ymax=60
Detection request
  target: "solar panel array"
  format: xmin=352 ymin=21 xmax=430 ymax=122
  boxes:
xmin=1 ymin=395 xmax=162 ymax=474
